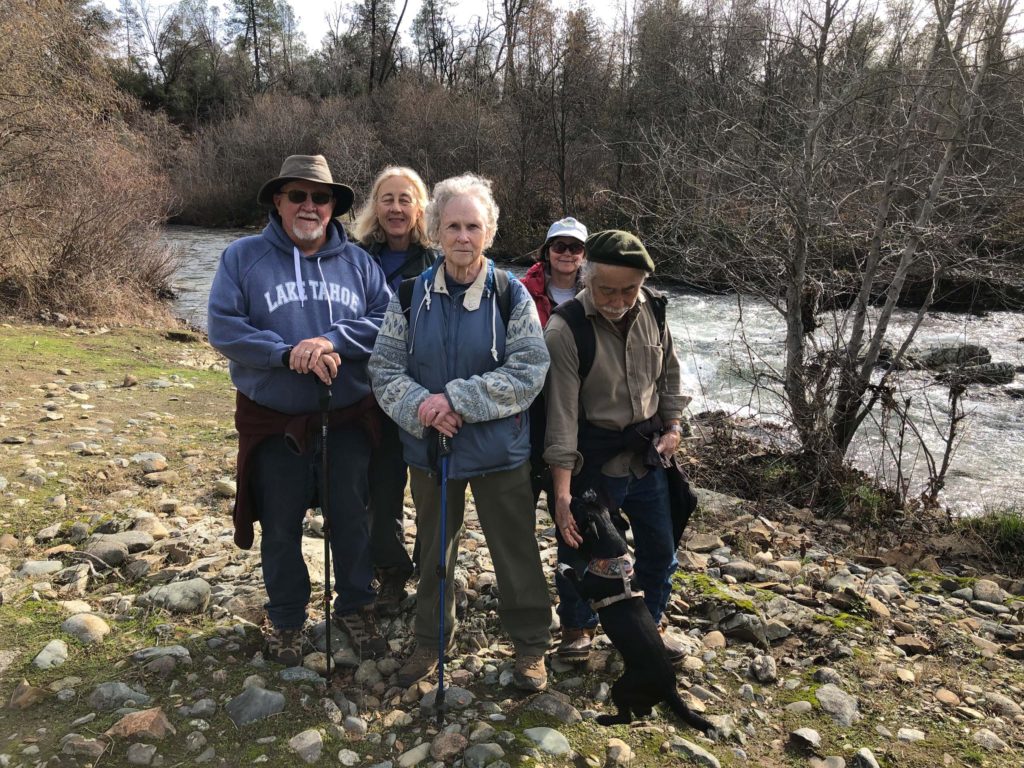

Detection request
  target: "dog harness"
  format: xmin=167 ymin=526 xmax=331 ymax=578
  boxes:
xmin=586 ymin=556 xmax=645 ymax=610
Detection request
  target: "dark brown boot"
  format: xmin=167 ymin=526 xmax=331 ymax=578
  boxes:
xmin=556 ymin=626 xmax=594 ymax=663
xmin=374 ymin=568 xmax=410 ymax=617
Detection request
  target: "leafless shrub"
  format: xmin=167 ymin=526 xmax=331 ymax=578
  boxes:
xmin=169 ymin=94 xmax=382 ymax=226
xmin=0 ymin=0 xmax=175 ymax=323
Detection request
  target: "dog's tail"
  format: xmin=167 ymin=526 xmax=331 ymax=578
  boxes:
xmin=666 ymin=691 xmax=716 ymax=736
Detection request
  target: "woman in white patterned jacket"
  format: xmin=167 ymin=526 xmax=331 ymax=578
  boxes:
xmin=368 ymin=173 xmax=552 ymax=693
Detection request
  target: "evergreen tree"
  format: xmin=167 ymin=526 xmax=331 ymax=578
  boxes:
xmin=228 ymin=0 xmax=282 ymax=92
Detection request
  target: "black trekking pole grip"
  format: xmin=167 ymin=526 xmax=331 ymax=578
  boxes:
xmin=319 ymin=381 xmax=332 ymax=414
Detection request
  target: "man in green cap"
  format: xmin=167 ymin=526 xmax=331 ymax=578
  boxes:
xmin=543 ymin=230 xmax=690 ymax=665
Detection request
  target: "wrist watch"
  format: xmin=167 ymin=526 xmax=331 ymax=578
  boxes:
xmin=666 ymin=423 xmax=683 ymax=435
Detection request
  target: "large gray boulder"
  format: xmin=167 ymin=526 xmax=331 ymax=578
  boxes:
xmin=88 ymin=682 xmax=151 ymax=711
xmin=816 ymin=683 xmax=860 ymax=726
xmin=225 ymin=686 xmax=285 ymax=727
xmin=137 ymin=578 xmax=211 ymax=614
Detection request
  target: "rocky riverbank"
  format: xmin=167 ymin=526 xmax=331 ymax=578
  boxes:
xmin=1 ymin=322 xmax=1023 ymax=768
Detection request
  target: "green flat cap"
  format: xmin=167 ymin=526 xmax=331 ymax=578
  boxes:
xmin=585 ymin=230 xmax=655 ymax=272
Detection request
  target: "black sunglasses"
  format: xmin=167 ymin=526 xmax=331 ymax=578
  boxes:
xmin=550 ymin=241 xmax=584 ymax=255
xmin=284 ymin=189 xmax=333 ymax=206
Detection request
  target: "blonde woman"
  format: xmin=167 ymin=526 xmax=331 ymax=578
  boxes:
xmin=354 ymin=166 xmax=438 ymax=616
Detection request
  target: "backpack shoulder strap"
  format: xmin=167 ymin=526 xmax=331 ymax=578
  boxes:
xmin=397 ymin=277 xmax=417 ymax=321
xmin=642 ymin=285 xmax=668 ymax=338
xmin=553 ymin=288 xmax=668 ymax=381
xmin=493 ymin=268 xmax=512 ymax=326
xmin=401 ymin=270 xmax=510 ymax=326
xmin=552 ymin=298 xmax=597 ymax=380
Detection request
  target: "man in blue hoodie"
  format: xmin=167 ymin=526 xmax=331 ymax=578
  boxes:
xmin=208 ymin=155 xmax=392 ymax=666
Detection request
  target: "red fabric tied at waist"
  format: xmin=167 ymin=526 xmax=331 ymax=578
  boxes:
xmin=230 ymin=391 xmax=381 ymax=550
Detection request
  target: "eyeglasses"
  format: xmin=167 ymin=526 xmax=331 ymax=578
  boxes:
xmin=550 ymin=241 xmax=584 ymax=255
xmin=283 ymin=189 xmax=333 ymax=206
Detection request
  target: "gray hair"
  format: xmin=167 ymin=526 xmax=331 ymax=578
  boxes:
xmin=580 ymin=260 xmax=651 ymax=287
xmin=426 ymin=173 xmax=499 ymax=250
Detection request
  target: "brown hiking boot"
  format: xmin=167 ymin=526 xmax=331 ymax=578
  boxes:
xmin=374 ymin=568 xmax=409 ymax=617
xmin=396 ymin=638 xmax=456 ymax=687
xmin=397 ymin=645 xmax=438 ymax=687
xmin=333 ymin=605 xmax=388 ymax=660
xmin=264 ymin=626 xmax=304 ymax=667
xmin=513 ymin=653 xmax=548 ymax=692
xmin=556 ymin=626 xmax=595 ymax=663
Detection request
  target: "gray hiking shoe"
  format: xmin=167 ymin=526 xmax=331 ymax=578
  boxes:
xmin=660 ymin=627 xmax=686 ymax=666
xmin=265 ymin=626 xmax=304 ymax=667
xmin=396 ymin=638 xmax=456 ymax=687
xmin=397 ymin=645 xmax=438 ymax=687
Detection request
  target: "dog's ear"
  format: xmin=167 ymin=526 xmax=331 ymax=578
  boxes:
xmin=585 ymin=517 xmax=599 ymax=544
xmin=569 ymin=494 xmax=595 ymax=521
xmin=610 ymin=508 xmax=630 ymax=533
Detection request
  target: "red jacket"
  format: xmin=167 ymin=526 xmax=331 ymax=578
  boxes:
xmin=522 ymin=261 xmax=584 ymax=328
xmin=521 ymin=262 xmax=554 ymax=327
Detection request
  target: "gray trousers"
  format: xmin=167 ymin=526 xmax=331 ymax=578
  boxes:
xmin=409 ymin=462 xmax=551 ymax=656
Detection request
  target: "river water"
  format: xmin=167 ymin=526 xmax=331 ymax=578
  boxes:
xmin=164 ymin=225 xmax=1024 ymax=516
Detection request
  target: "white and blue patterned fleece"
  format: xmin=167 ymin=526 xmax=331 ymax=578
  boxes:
xmin=368 ymin=258 xmax=550 ymax=479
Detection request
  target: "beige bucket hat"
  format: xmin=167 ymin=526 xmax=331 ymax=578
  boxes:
xmin=256 ymin=154 xmax=355 ymax=216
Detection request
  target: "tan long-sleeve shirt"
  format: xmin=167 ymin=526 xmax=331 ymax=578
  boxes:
xmin=542 ymin=287 xmax=689 ymax=478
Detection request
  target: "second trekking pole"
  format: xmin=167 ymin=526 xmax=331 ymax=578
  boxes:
xmin=434 ymin=430 xmax=453 ymax=726
xmin=319 ymin=382 xmax=333 ymax=683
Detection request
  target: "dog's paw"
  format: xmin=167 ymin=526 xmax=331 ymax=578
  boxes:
xmin=595 ymin=714 xmax=616 ymax=726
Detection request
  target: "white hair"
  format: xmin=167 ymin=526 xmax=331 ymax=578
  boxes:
xmin=426 ymin=173 xmax=499 ymax=249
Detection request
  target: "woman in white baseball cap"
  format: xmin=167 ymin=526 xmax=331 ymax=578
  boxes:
xmin=521 ymin=217 xmax=588 ymax=510
xmin=520 ymin=216 xmax=588 ymax=327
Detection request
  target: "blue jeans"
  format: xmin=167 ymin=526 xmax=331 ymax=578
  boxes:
xmin=556 ymin=467 xmax=676 ymax=629
xmin=251 ymin=428 xmax=373 ymax=629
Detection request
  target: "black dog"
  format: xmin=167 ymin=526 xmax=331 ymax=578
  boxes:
xmin=559 ymin=497 xmax=714 ymax=733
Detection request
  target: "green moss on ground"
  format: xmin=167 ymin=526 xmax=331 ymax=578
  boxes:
xmin=812 ymin=611 xmax=872 ymax=632
xmin=675 ymin=572 xmax=761 ymax=612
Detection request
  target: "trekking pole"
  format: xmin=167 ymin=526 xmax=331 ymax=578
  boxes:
xmin=319 ymin=382 xmax=333 ymax=682
xmin=435 ymin=430 xmax=453 ymax=726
